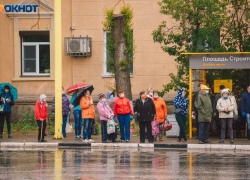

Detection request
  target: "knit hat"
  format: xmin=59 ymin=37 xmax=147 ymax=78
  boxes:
xmin=98 ymin=93 xmax=105 ymax=99
xmin=118 ymin=90 xmax=124 ymax=94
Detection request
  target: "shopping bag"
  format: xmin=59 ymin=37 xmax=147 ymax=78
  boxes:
xmin=107 ymin=119 xmax=115 ymax=134
xmin=151 ymin=120 xmax=159 ymax=136
xmin=66 ymin=121 xmax=73 ymax=133
xmin=0 ymin=104 xmax=4 ymax=113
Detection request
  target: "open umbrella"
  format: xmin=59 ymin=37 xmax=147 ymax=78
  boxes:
xmin=0 ymin=83 xmax=18 ymax=101
xmin=73 ymin=85 xmax=94 ymax=107
xmin=105 ymin=97 xmax=118 ymax=111
xmin=65 ymin=83 xmax=89 ymax=95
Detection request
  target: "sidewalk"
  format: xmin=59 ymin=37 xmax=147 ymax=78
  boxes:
xmin=1 ymin=133 xmax=250 ymax=150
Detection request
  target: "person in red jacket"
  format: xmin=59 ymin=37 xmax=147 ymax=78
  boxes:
xmin=35 ymin=94 xmax=48 ymax=142
xmin=114 ymin=90 xmax=133 ymax=142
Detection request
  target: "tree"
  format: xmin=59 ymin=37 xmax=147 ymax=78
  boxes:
xmin=152 ymin=0 xmax=250 ymax=97
xmin=103 ymin=5 xmax=134 ymax=100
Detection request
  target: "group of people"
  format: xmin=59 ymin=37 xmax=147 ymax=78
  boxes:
xmin=4 ymin=81 xmax=250 ymax=145
xmin=192 ymin=84 xmax=250 ymax=144
xmin=97 ymin=88 xmax=169 ymax=143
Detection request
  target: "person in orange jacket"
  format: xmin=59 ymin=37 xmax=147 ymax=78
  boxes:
xmin=80 ymin=90 xmax=96 ymax=143
xmin=152 ymin=90 xmax=167 ymax=141
xmin=35 ymin=94 xmax=48 ymax=142
xmin=114 ymin=90 xmax=133 ymax=142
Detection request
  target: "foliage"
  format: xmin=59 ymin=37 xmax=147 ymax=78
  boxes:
xmin=12 ymin=112 xmax=37 ymax=131
xmin=95 ymin=121 xmax=101 ymax=135
xmin=152 ymin=0 xmax=250 ymax=97
xmin=5 ymin=112 xmax=54 ymax=135
xmin=103 ymin=5 xmax=135 ymax=74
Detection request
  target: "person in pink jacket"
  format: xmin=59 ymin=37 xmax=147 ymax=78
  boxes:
xmin=97 ymin=93 xmax=119 ymax=143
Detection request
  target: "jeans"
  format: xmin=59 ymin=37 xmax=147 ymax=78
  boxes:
xmin=176 ymin=114 xmax=187 ymax=140
xmin=236 ymin=117 xmax=246 ymax=135
xmin=117 ymin=114 xmax=130 ymax=141
xmin=139 ymin=121 xmax=153 ymax=142
xmin=0 ymin=112 xmax=11 ymax=135
xmin=246 ymin=113 xmax=250 ymax=138
xmin=73 ymin=110 xmax=82 ymax=136
xmin=199 ymin=122 xmax=210 ymax=141
xmin=37 ymin=120 xmax=47 ymax=141
xmin=83 ymin=119 xmax=93 ymax=140
xmin=220 ymin=118 xmax=233 ymax=139
xmin=62 ymin=115 xmax=68 ymax=137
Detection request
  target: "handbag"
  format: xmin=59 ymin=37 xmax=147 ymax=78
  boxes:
xmin=160 ymin=121 xmax=172 ymax=131
xmin=44 ymin=126 xmax=48 ymax=136
xmin=229 ymin=97 xmax=237 ymax=121
xmin=175 ymin=108 xmax=183 ymax=114
xmin=151 ymin=119 xmax=159 ymax=136
xmin=233 ymin=112 xmax=237 ymax=121
xmin=92 ymin=123 xmax=97 ymax=135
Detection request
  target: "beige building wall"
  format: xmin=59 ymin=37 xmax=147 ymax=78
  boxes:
xmin=0 ymin=0 xmax=177 ymax=119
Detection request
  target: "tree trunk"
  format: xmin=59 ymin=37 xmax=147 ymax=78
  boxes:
xmin=112 ymin=14 xmax=132 ymax=100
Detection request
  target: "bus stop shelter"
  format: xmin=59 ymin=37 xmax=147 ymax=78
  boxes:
xmin=183 ymin=52 xmax=250 ymax=139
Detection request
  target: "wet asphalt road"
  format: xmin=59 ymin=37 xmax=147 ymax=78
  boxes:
xmin=1 ymin=149 xmax=250 ymax=180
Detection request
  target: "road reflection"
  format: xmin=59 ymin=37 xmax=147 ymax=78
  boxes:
xmin=1 ymin=149 xmax=250 ymax=179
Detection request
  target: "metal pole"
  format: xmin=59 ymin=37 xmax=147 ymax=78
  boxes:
xmin=54 ymin=0 xmax=63 ymax=139
xmin=203 ymin=69 xmax=206 ymax=85
xmin=189 ymin=68 xmax=193 ymax=139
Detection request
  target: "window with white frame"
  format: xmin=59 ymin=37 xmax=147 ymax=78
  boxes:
xmin=103 ymin=31 xmax=133 ymax=75
xmin=21 ymin=33 xmax=50 ymax=76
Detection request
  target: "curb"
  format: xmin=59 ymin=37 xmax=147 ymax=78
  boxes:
xmin=1 ymin=142 xmax=250 ymax=151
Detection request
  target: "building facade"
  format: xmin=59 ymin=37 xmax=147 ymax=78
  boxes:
xmin=0 ymin=0 xmax=177 ymax=119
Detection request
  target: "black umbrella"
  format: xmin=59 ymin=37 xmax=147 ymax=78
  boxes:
xmin=73 ymin=85 xmax=94 ymax=107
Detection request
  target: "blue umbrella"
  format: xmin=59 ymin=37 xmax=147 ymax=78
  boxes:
xmin=0 ymin=83 xmax=18 ymax=101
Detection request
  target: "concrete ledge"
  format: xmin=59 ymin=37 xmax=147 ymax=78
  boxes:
xmin=235 ymin=145 xmax=250 ymax=151
xmin=155 ymin=144 xmax=187 ymax=149
xmin=210 ymin=144 xmax=236 ymax=150
xmin=188 ymin=144 xmax=211 ymax=149
xmin=139 ymin=143 xmax=154 ymax=148
xmin=24 ymin=142 xmax=58 ymax=148
xmin=91 ymin=143 xmax=114 ymax=147
xmin=58 ymin=143 xmax=91 ymax=147
xmin=1 ymin=142 xmax=25 ymax=148
xmin=113 ymin=143 xmax=138 ymax=148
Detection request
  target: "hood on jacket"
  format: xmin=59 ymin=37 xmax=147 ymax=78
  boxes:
xmin=177 ymin=89 xmax=184 ymax=97
xmin=221 ymin=89 xmax=230 ymax=97
xmin=107 ymin=91 xmax=115 ymax=99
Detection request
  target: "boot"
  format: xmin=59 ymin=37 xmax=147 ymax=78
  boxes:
xmin=219 ymin=139 xmax=224 ymax=143
xmin=230 ymin=139 xmax=234 ymax=144
xmin=8 ymin=134 xmax=13 ymax=138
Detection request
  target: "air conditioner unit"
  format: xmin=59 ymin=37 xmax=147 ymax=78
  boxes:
xmin=65 ymin=36 xmax=92 ymax=57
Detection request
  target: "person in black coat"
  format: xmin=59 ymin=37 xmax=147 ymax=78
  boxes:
xmin=134 ymin=91 xmax=156 ymax=143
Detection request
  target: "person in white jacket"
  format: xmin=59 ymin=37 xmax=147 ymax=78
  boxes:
xmin=216 ymin=89 xmax=236 ymax=144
